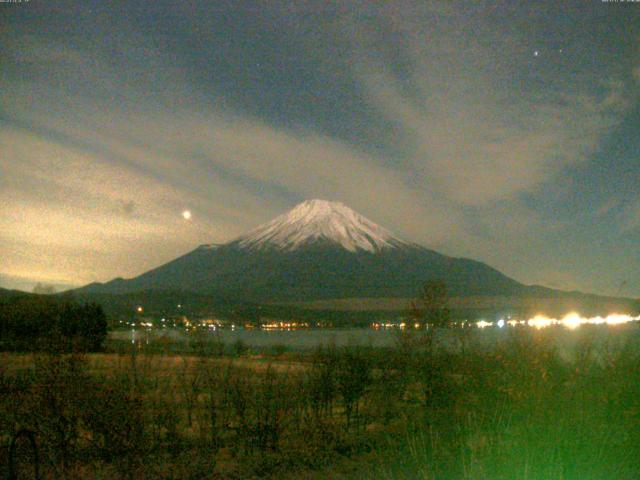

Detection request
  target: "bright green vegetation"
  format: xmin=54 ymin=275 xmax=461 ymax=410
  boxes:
xmin=2 ymin=326 xmax=640 ymax=479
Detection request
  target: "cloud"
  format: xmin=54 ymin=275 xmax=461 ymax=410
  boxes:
xmin=621 ymin=199 xmax=640 ymax=232
xmin=118 ymin=200 xmax=137 ymax=217
xmin=1 ymin=1 xmax=638 ymax=296
xmin=348 ymin=3 xmax=632 ymax=207
xmin=0 ymin=25 xmax=466 ymax=285
xmin=0 ymin=273 xmax=76 ymax=293
xmin=594 ymin=198 xmax=621 ymax=219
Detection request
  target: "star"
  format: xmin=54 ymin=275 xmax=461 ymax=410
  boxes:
xmin=182 ymin=210 xmax=192 ymax=220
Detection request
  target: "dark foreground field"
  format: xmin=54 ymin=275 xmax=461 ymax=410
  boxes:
xmin=2 ymin=326 xmax=640 ymax=479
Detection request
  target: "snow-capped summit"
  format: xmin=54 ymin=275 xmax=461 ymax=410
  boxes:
xmin=234 ymin=199 xmax=409 ymax=252
xmin=77 ymin=198 xmax=531 ymax=302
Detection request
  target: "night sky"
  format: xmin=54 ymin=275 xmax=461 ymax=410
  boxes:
xmin=1 ymin=1 xmax=639 ymax=297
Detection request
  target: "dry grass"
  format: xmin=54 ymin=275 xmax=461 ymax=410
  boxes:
xmin=2 ymin=327 xmax=640 ymax=479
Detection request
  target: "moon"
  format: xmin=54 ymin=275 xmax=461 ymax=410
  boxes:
xmin=182 ymin=210 xmax=192 ymax=220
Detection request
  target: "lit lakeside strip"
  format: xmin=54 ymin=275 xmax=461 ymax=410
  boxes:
xmin=477 ymin=313 xmax=640 ymax=330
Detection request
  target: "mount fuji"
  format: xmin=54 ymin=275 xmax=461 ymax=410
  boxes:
xmin=235 ymin=199 xmax=411 ymax=253
xmin=78 ymin=199 xmax=538 ymax=302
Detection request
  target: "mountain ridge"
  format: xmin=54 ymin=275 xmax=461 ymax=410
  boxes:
xmin=76 ymin=199 xmax=531 ymax=301
xmin=75 ymin=200 xmax=628 ymax=310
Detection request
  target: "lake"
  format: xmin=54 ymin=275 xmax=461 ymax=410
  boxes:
xmin=110 ymin=323 xmax=640 ymax=359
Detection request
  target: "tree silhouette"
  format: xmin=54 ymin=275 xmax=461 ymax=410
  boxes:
xmin=0 ymin=296 xmax=108 ymax=352
xmin=410 ymin=279 xmax=451 ymax=329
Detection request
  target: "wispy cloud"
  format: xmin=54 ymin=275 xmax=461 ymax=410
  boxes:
xmin=0 ymin=26 xmax=463 ymax=285
xmin=350 ymin=2 xmax=633 ymax=207
xmin=1 ymin=1 xmax=639 ymax=295
xmin=620 ymin=199 xmax=640 ymax=233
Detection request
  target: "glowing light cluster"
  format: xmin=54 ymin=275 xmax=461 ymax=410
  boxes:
xmin=476 ymin=313 xmax=640 ymax=330
xmin=261 ymin=321 xmax=310 ymax=330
